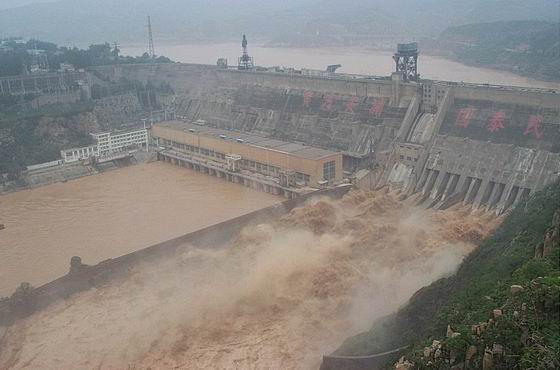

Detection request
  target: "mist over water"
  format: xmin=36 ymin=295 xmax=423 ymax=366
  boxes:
xmin=121 ymin=43 xmax=560 ymax=89
xmin=0 ymin=190 xmax=501 ymax=369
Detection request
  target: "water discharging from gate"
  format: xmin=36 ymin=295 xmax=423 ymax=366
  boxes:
xmin=0 ymin=189 xmax=502 ymax=369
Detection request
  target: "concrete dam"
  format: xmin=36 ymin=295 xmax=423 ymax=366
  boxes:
xmin=94 ymin=63 xmax=560 ymax=214
xmin=3 ymin=60 xmax=558 ymax=369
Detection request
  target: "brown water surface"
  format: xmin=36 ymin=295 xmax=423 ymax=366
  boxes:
xmin=0 ymin=190 xmax=502 ymax=369
xmin=0 ymin=162 xmax=279 ymax=296
xmin=121 ymin=43 xmax=560 ymax=89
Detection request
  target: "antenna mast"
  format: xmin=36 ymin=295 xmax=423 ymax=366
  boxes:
xmin=147 ymin=16 xmax=155 ymax=60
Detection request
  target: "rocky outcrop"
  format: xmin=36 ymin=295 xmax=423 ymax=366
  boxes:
xmin=68 ymin=256 xmax=89 ymax=275
xmin=534 ymin=209 xmax=560 ymax=258
xmin=543 ymin=210 xmax=560 ymax=256
xmin=394 ymin=357 xmax=414 ymax=370
xmin=387 ymin=191 xmax=560 ymax=370
xmin=93 ymin=93 xmax=143 ymax=129
xmin=35 ymin=111 xmax=101 ymax=145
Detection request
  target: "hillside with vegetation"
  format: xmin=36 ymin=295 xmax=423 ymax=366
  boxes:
xmin=433 ymin=21 xmax=560 ymax=82
xmin=0 ymin=39 xmax=171 ymax=77
xmin=0 ymin=0 xmax=557 ymax=45
xmin=0 ymin=101 xmax=96 ymax=178
xmin=0 ymin=38 xmax=176 ymax=181
xmin=267 ymin=1 xmax=560 ymax=49
xmin=335 ymin=182 xmax=560 ymax=369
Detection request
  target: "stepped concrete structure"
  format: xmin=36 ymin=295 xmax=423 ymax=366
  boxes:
xmin=92 ymin=63 xmax=560 ymax=214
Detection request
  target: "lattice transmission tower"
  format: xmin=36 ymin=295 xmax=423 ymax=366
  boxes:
xmin=146 ymin=16 xmax=156 ymax=61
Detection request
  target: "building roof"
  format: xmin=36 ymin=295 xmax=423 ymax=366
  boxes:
xmin=90 ymin=125 xmax=147 ymax=136
xmin=155 ymin=120 xmax=340 ymax=161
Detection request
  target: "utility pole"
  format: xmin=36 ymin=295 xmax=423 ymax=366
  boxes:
xmin=112 ymin=42 xmax=120 ymax=64
xmin=146 ymin=16 xmax=155 ymax=61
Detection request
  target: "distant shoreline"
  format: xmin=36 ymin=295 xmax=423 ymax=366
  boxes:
xmin=121 ymin=42 xmax=560 ymax=89
xmin=418 ymin=47 xmax=560 ymax=85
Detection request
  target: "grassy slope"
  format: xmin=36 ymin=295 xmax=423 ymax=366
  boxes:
xmin=335 ymin=182 xmax=560 ymax=368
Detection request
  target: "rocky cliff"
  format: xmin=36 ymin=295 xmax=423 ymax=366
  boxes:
xmin=332 ymin=181 xmax=560 ymax=369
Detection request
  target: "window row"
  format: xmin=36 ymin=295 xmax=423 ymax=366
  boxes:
xmin=160 ymin=138 xmax=312 ymax=184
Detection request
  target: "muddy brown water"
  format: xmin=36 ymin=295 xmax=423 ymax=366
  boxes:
xmin=0 ymin=162 xmax=280 ymax=296
xmin=0 ymin=190 xmax=501 ymax=369
xmin=122 ymin=43 xmax=560 ymax=89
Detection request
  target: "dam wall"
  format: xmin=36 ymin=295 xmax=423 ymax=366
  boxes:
xmin=92 ymin=63 xmax=417 ymax=99
xmin=453 ymin=85 xmax=560 ymax=108
xmin=91 ymin=63 xmax=560 ymax=212
xmin=387 ymin=80 xmax=560 ymax=213
xmin=92 ymin=64 xmax=416 ymax=170
xmin=2 ymin=185 xmax=351 ymax=324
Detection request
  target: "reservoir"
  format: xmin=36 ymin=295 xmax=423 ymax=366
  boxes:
xmin=121 ymin=42 xmax=560 ymax=89
xmin=0 ymin=162 xmax=280 ymax=296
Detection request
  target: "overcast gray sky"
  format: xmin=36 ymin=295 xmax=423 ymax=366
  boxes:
xmin=0 ymin=0 xmax=558 ymax=45
xmin=0 ymin=0 xmax=61 ymax=10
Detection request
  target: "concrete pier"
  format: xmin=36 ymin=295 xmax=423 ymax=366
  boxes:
xmin=158 ymin=150 xmax=300 ymax=199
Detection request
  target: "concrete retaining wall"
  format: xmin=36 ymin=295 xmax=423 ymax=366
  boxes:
xmin=30 ymin=90 xmax=82 ymax=109
xmin=0 ymin=162 xmax=97 ymax=195
xmin=320 ymin=346 xmax=409 ymax=370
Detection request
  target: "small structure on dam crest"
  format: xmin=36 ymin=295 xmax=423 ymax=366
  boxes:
xmin=238 ymin=34 xmax=254 ymax=70
xmin=393 ymin=43 xmax=419 ymax=82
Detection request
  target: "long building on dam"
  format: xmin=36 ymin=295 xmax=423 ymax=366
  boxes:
xmin=152 ymin=121 xmax=342 ymax=185
xmin=90 ymin=57 xmax=560 ymax=213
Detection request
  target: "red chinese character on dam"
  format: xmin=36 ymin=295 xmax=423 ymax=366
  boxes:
xmin=322 ymin=95 xmax=337 ymax=111
xmin=369 ymin=99 xmax=386 ymax=117
xmin=524 ymin=115 xmax=544 ymax=140
xmin=345 ymin=96 xmax=360 ymax=113
xmin=455 ymin=107 xmax=476 ymax=128
xmin=303 ymin=91 xmax=314 ymax=107
xmin=487 ymin=111 xmax=506 ymax=133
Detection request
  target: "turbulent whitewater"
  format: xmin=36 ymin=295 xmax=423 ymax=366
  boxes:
xmin=0 ymin=190 xmax=501 ymax=369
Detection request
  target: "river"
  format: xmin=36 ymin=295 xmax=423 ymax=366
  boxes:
xmin=122 ymin=42 xmax=560 ymax=89
xmin=0 ymin=162 xmax=280 ymax=296
xmin=0 ymin=190 xmax=502 ymax=369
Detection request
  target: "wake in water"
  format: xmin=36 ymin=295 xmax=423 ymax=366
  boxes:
xmin=0 ymin=190 xmax=501 ymax=369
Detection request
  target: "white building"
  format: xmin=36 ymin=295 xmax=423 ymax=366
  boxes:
xmin=60 ymin=128 xmax=148 ymax=163
xmin=59 ymin=63 xmax=76 ymax=73
xmin=92 ymin=128 xmax=148 ymax=156
xmin=61 ymin=145 xmax=99 ymax=163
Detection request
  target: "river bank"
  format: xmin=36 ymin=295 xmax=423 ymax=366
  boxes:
xmin=0 ymin=151 xmax=155 ymax=196
xmin=418 ymin=46 xmax=560 ymax=86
